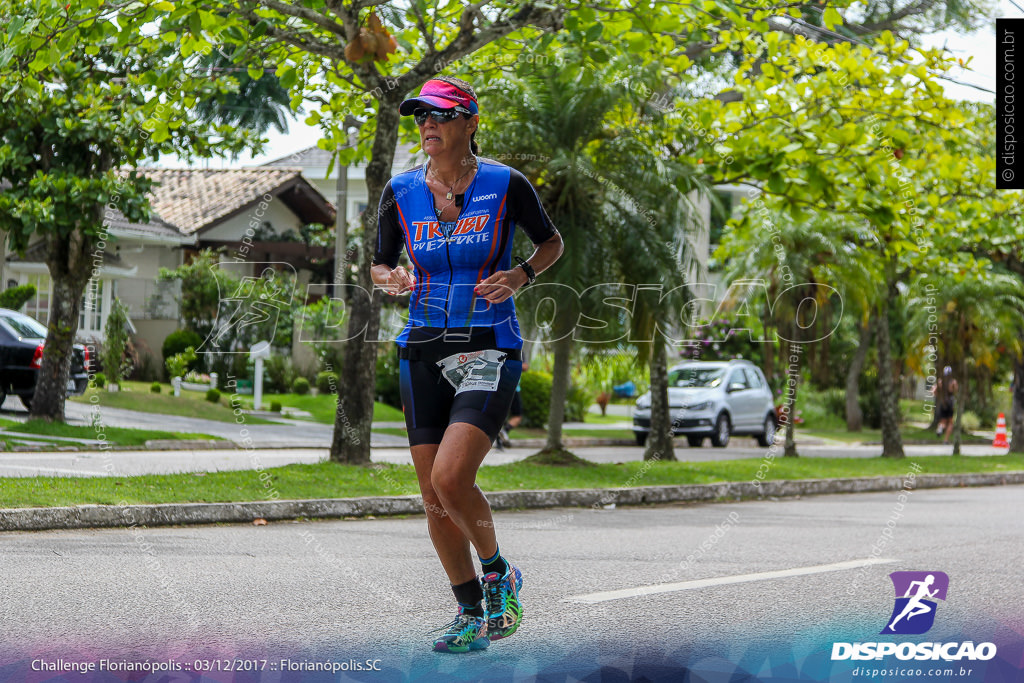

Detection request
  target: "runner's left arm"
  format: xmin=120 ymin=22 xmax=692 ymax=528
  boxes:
xmin=475 ymin=169 xmax=563 ymax=303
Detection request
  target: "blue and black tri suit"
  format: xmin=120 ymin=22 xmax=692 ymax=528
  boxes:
xmin=372 ymin=157 xmax=558 ymax=445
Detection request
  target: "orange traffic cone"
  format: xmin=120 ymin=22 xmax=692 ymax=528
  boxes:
xmin=993 ymin=413 xmax=1009 ymax=448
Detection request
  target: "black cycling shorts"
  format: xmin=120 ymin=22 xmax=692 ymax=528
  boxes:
xmin=398 ymin=327 xmax=523 ymax=446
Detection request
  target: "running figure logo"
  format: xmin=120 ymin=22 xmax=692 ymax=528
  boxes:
xmin=881 ymin=571 xmax=949 ymax=635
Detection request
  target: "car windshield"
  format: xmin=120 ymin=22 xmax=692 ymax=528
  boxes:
xmin=0 ymin=312 xmax=47 ymax=339
xmin=668 ymin=367 xmax=726 ymax=388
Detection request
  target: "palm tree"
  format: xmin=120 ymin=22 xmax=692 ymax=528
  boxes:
xmin=485 ymin=53 xmax=706 ymax=460
xmin=192 ymin=47 xmax=296 ymax=140
xmin=717 ymin=209 xmax=874 ymax=455
xmin=907 ymin=270 xmax=1024 ymax=454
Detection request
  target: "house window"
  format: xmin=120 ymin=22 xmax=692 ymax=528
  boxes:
xmin=23 ymin=273 xmax=52 ymax=325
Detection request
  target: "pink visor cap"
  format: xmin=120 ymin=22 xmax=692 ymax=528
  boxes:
xmin=400 ymin=79 xmax=479 ymax=115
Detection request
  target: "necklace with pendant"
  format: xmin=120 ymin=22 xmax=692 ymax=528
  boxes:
xmin=428 ymin=155 xmax=476 ymax=200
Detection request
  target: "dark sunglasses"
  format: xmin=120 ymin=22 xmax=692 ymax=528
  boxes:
xmin=413 ymin=106 xmax=472 ymax=126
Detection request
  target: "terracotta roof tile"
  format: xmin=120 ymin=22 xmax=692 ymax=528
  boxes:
xmin=137 ymin=167 xmax=318 ymax=235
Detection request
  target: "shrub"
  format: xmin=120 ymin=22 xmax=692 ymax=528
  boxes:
xmin=316 ymin=371 xmax=339 ymax=395
xmin=165 ymin=347 xmax=197 ymax=381
xmin=102 ymin=299 xmax=132 ymax=386
xmin=162 ymin=329 xmax=203 ymax=375
xmin=520 ymin=370 xmax=553 ymax=428
xmin=133 ymin=351 xmax=160 ymax=382
xmin=264 ymin=354 xmax=294 ymax=394
xmin=205 ymin=388 xmax=221 ymax=403
xmin=858 ymin=371 xmax=882 ymax=429
xmin=960 ymin=410 xmax=981 ymax=432
xmin=822 ymin=388 xmax=846 ymax=421
xmin=0 ymin=284 xmax=36 ymax=311
xmin=973 ymin=403 xmax=997 ymax=429
xmin=292 ymin=376 xmax=310 ymax=395
xmin=93 ymin=372 xmax=106 ymax=389
xmin=375 ymin=345 xmax=402 ymax=409
xmin=162 ymin=328 xmax=203 ymax=362
xmin=270 ymin=400 xmax=282 ymax=412
xmin=565 ymin=383 xmax=589 ymax=423
xmin=150 ymin=382 xmax=161 ymax=394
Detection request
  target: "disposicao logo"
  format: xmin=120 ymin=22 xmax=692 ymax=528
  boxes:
xmin=831 ymin=571 xmax=997 ymax=662
xmin=882 ymin=570 xmax=948 ymax=635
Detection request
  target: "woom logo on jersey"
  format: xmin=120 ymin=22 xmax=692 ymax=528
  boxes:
xmin=831 ymin=571 xmax=997 ymax=662
xmin=472 ymin=193 xmax=498 ymax=202
xmin=411 ymin=215 xmax=492 ymax=251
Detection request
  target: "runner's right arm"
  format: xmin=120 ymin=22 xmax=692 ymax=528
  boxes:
xmin=371 ymin=180 xmax=416 ymax=295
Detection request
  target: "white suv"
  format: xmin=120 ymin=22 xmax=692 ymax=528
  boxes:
xmin=632 ymin=360 xmax=776 ymax=448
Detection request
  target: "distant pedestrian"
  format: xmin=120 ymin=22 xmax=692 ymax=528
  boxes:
xmin=935 ymin=366 xmax=958 ymax=444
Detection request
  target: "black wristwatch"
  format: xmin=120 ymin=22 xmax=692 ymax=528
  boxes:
xmin=514 ymin=256 xmax=536 ymax=286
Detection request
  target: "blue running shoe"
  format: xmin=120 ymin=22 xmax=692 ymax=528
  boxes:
xmin=431 ymin=604 xmax=489 ymax=653
xmin=483 ymin=565 xmax=523 ymax=641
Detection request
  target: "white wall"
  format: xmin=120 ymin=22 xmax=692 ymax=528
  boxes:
xmin=116 ymin=242 xmax=183 ymax=321
xmin=202 ymin=198 xmax=303 ymax=242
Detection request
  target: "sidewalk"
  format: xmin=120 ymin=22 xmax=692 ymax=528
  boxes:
xmin=0 ymin=442 xmax=1013 ymax=478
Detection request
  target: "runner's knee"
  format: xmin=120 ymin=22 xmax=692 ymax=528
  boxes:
xmin=431 ymin=468 xmax=471 ymax=504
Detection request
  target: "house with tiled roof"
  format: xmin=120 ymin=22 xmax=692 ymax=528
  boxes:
xmin=0 ymin=168 xmax=334 ymax=362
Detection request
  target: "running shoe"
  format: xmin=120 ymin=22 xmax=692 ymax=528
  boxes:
xmin=430 ymin=604 xmax=489 ymax=653
xmin=498 ymin=428 xmax=512 ymax=448
xmin=483 ymin=565 xmax=523 ymax=641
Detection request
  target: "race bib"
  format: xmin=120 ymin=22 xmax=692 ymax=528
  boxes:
xmin=436 ymin=349 xmax=507 ymax=395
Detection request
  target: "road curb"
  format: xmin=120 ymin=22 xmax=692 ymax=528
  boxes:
xmin=2 ymin=470 xmax=1022 ymax=532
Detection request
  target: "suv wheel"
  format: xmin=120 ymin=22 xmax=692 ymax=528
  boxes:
xmin=634 ymin=432 xmax=647 ymax=447
xmin=756 ymin=415 xmax=777 ymax=447
xmin=710 ymin=413 xmax=731 ymax=448
xmin=686 ymin=435 xmax=704 ymax=448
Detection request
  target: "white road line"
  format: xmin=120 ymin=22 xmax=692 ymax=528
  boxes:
xmin=563 ymin=557 xmax=899 ymax=604
xmin=0 ymin=465 xmax=111 ymax=477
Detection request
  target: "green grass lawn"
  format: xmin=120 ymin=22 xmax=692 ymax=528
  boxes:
xmin=3 ymin=454 xmax=1021 ymax=508
xmin=510 ymin=427 xmax=635 ymax=440
xmin=579 ymin=411 xmax=632 ymax=424
xmin=232 ymin=392 xmax=405 ymax=424
xmin=68 ymin=381 xmax=277 ymax=425
xmin=0 ymin=418 xmax=222 ymax=448
xmin=799 ymin=426 xmax=991 ymax=445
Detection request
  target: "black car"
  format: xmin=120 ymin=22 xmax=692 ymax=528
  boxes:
xmin=0 ymin=308 xmax=90 ymax=410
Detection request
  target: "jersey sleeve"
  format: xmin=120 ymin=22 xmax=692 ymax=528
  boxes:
xmin=371 ymin=180 xmax=404 ymax=269
xmin=507 ymin=167 xmax=558 ymax=244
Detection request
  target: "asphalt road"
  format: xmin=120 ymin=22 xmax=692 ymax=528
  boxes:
xmin=1 ymin=485 xmax=1021 ymax=681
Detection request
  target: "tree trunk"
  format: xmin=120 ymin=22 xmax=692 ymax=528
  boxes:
xmin=330 ymin=98 xmax=399 ymax=464
xmin=32 ymin=230 xmax=94 ymax=422
xmin=1011 ymin=353 xmax=1024 ymax=454
xmin=876 ymin=289 xmax=904 ymax=458
xmin=545 ymin=332 xmax=573 ymax=452
xmin=763 ymin=309 xmax=775 ymax=386
xmin=644 ymin=339 xmax=676 ymax=462
xmin=951 ymin=356 xmax=968 ymax=456
xmin=845 ymin=316 xmax=873 ymax=432
xmin=783 ymin=338 xmax=799 ymax=457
